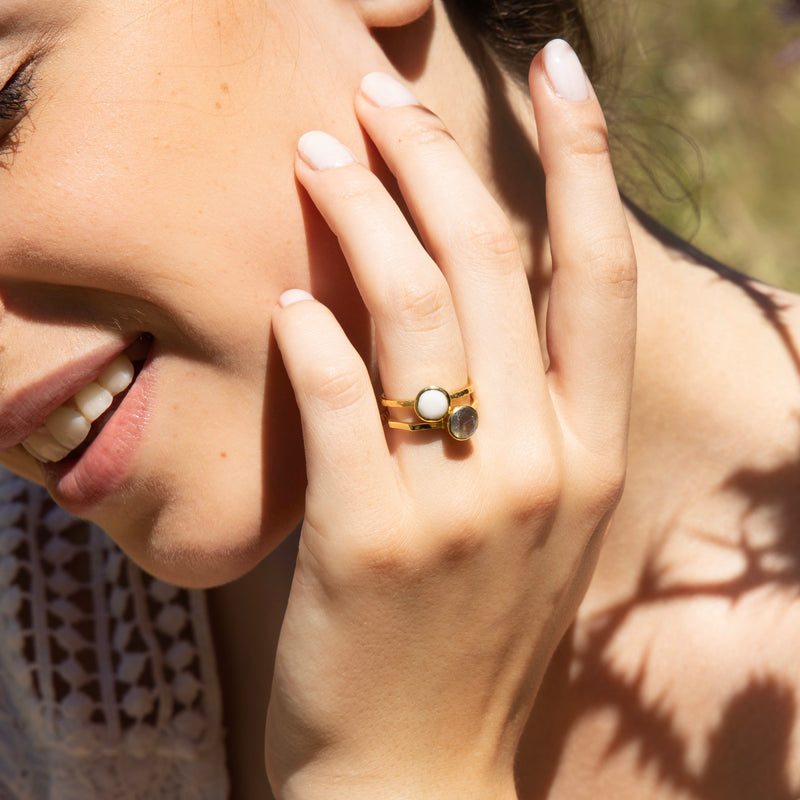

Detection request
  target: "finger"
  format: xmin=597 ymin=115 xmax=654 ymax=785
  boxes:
xmin=271 ymin=290 xmax=397 ymax=525
xmin=530 ymin=39 xmax=637 ymax=454
xmin=295 ymin=132 xmax=468 ymax=408
xmin=353 ymin=74 xmax=549 ymax=443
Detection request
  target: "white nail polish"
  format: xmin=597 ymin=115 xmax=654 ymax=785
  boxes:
xmin=543 ymin=39 xmax=589 ymax=102
xmin=279 ymin=289 xmax=314 ymax=307
xmin=297 ymin=131 xmax=356 ymax=171
xmin=360 ymin=72 xmax=420 ymax=108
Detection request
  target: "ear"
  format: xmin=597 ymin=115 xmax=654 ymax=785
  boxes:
xmin=353 ymin=0 xmax=432 ymax=28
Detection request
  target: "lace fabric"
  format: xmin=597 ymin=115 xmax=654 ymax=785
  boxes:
xmin=0 ymin=468 xmax=228 ymax=799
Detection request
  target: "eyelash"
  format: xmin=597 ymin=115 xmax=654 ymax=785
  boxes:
xmin=0 ymin=61 xmax=37 ymax=161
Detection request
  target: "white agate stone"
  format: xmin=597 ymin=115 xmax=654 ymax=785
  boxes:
xmin=415 ymin=387 xmax=450 ymax=421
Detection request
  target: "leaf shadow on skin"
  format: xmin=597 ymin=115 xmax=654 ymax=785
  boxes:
xmin=516 ymin=254 xmax=800 ymax=799
xmin=518 ymin=464 xmax=800 ymax=797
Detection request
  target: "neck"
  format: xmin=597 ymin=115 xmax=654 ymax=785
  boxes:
xmin=590 ymin=210 xmax=800 ymax=609
xmin=422 ymin=31 xmax=800 ymax=607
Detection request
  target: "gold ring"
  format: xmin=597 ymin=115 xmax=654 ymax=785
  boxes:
xmin=379 ymin=383 xmax=478 ymax=440
xmin=380 ymin=384 xmax=473 ymax=419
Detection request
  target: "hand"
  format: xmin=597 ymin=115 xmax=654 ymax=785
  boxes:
xmin=267 ymin=39 xmax=636 ymax=799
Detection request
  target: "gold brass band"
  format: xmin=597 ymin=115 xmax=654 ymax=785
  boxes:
xmin=379 ymin=382 xmax=478 ymax=440
xmin=379 ymin=384 xmax=474 ymax=409
xmin=382 ymin=399 xmax=480 ymax=431
xmin=384 ymin=417 xmax=446 ymax=432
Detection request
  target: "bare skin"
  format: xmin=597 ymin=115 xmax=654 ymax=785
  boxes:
xmin=209 ymin=225 xmax=800 ymax=798
xmin=2 ymin=0 xmax=796 ymax=795
xmin=517 ymin=233 xmax=800 ymax=798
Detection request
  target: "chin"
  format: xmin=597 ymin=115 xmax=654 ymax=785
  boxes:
xmin=92 ymin=488 xmax=302 ymax=589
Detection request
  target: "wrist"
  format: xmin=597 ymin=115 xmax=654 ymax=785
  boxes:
xmin=269 ymin=748 xmax=518 ymax=800
xmin=275 ymin=771 xmax=518 ymax=800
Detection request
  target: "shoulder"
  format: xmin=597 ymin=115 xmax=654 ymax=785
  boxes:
xmin=519 ymin=511 xmax=800 ymax=799
xmin=516 ymin=242 xmax=800 ymax=798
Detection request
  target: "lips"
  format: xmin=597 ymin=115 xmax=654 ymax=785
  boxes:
xmin=21 ymin=353 xmax=135 ymax=462
xmin=44 ymin=338 xmax=158 ymax=514
xmin=1 ymin=334 xmax=153 ymax=457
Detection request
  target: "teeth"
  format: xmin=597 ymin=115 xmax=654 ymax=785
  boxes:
xmin=97 ymin=355 xmax=135 ymax=395
xmin=23 ymin=430 xmax=72 ymax=463
xmin=74 ymin=383 xmax=114 ymax=422
xmin=46 ymin=406 xmax=92 ymax=449
xmin=21 ymin=353 xmax=136 ymax=464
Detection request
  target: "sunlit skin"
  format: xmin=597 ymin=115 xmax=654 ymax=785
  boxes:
xmin=0 ymin=0 xmax=550 ymax=588
xmin=0 ymin=0 xmax=408 ymax=584
xmin=2 ymin=0 xmax=800 ymax=797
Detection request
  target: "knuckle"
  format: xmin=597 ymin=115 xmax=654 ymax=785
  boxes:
xmin=396 ymin=115 xmax=455 ymax=150
xmin=352 ymin=541 xmax=400 ymax=576
xmin=431 ymin=513 xmax=488 ymax=565
xmin=305 ymin=357 xmax=365 ymax=413
xmin=351 ymin=515 xmax=490 ymax=577
xmin=584 ymin=235 xmax=637 ymax=299
xmin=568 ymin=118 xmax=611 ymax=161
xmin=457 ymin=214 xmax=520 ymax=266
xmin=516 ymin=463 xmax=563 ymax=522
xmin=304 ymin=511 xmax=415 ymax=582
xmin=390 ymin=277 xmax=452 ymax=333
xmin=336 ymin=176 xmax=380 ymax=210
xmin=583 ymin=460 xmax=627 ymax=516
xmin=348 ymin=530 xmax=418 ymax=579
xmin=500 ymin=452 xmax=563 ymax=525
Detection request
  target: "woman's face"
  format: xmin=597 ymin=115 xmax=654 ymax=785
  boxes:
xmin=0 ymin=0 xmax=381 ymax=585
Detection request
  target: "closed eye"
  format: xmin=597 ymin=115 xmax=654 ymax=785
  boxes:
xmin=0 ymin=60 xmax=37 ymax=163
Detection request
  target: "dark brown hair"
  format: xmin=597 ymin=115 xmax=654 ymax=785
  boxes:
xmin=443 ymin=0 xmax=708 ymax=262
xmin=442 ymin=0 xmax=598 ymax=83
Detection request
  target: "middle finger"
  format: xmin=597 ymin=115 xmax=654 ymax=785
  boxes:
xmin=295 ymin=130 xmax=469 ymax=425
xmin=353 ymin=74 xmax=550 ymax=445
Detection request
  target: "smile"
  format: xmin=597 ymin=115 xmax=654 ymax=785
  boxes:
xmin=21 ymin=339 xmax=150 ymax=464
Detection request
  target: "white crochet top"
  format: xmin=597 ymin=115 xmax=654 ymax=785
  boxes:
xmin=0 ymin=468 xmax=229 ymax=799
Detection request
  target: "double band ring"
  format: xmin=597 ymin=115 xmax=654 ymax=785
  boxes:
xmin=380 ymin=384 xmax=479 ymax=441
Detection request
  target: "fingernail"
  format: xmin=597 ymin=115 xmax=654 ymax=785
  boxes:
xmin=297 ymin=131 xmax=355 ymax=171
xmin=543 ymin=39 xmax=589 ymax=102
xmin=360 ymin=72 xmax=420 ymax=108
xmin=279 ymin=289 xmax=315 ymax=307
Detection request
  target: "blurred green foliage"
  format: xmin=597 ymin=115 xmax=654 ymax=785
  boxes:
xmin=599 ymin=0 xmax=800 ymax=290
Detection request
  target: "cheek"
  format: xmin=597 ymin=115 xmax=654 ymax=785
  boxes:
xmin=14 ymin=98 xmax=305 ymax=289
xmin=3 ymin=101 xmax=312 ymax=586
xmin=6 ymin=0 xmax=375 ymax=339
xmin=0 ymin=1 xmax=378 ymax=584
